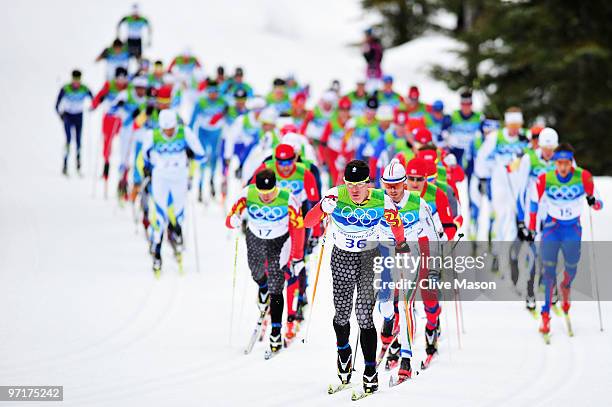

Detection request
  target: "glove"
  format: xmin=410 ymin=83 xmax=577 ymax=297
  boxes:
xmin=395 ymin=241 xmax=411 ymax=254
xmin=586 ymin=195 xmax=602 ymax=210
xmin=517 ymin=221 xmax=534 ymax=241
xmin=291 ymin=259 xmax=305 ymax=277
xmin=428 ymin=268 xmax=441 ymax=282
xmin=321 ymin=196 xmax=337 ymax=214
xmin=228 ymin=214 xmax=241 ymax=229
xmin=307 ymin=235 xmax=320 ymax=253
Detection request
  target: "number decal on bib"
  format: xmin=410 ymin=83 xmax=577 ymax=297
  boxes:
xmin=346 ymin=238 xmax=367 ymax=249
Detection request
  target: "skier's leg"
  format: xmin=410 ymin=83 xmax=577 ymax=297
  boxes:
xmin=559 ymin=223 xmax=582 ymax=313
xmin=62 ymin=115 xmax=73 ymax=171
xmin=266 ymin=233 xmax=290 ymax=351
xmin=330 ymin=246 xmax=358 ymax=350
xmin=540 ymin=224 xmax=562 ymax=315
xmin=74 ymin=113 xmax=83 ymax=170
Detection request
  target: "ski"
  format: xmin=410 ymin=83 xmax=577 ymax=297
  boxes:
xmin=351 ymin=390 xmax=375 ymax=401
xmin=527 ymin=308 xmax=538 ymax=320
xmin=541 ymin=332 xmax=551 ymax=345
xmin=564 ymin=313 xmax=574 ymax=337
xmin=244 ymin=310 xmax=268 ymax=355
xmin=327 ymin=383 xmax=353 ymax=395
xmin=389 ymin=373 xmax=413 ymax=388
xmin=420 ymin=353 xmax=437 ymax=370
xmin=176 ymin=252 xmax=184 ymax=275
xmin=264 ymin=347 xmax=282 ymax=360
xmin=258 ymin=315 xmax=270 ymax=342
xmin=551 ymin=303 xmax=562 ymax=317
xmin=376 ymin=334 xmax=397 ymax=368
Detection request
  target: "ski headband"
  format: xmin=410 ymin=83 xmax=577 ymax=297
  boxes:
xmin=552 ymin=150 xmax=573 ymax=161
xmin=504 ymin=111 xmax=523 ymax=124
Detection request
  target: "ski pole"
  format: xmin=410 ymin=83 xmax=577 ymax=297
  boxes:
xmin=302 ymin=217 xmax=331 ymax=344
xmin=352 ymin=329 xmax=361 ymax=371
xmin=588 ymin=208 xmax=604 ymax=331
xmin=90 ymin=111 xmax=101 ymax=198
xmin=190 ymin=197 xmax=202 ymax=273
xmin=229 ymin=233 xmax=239 ymax=344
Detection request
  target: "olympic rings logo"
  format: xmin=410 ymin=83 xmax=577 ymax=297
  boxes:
xmin=278 ymin=179 xmax=303 ymax=194
xmin=400 ymin=211 xmax=417 ymax=226
xmin=547 ymin=185 xmax=583 ymax=201
xmin=339 ymin=206 xmax=381 ymax=226
xmin=247 ymin=204 xmax=286 ymax=221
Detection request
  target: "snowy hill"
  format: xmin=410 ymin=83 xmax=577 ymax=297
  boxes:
xmin=1 ymin=1 xmax=611 ymax=406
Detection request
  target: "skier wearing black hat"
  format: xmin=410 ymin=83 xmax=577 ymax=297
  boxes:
xmin=304 ymin=159 xmax=408 ymax=396
xmin=225 ymin=169 xmax=305 ymax=356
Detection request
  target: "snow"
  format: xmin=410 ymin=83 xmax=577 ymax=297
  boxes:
xmin=1 ymin=1 xmax=611 ymax=406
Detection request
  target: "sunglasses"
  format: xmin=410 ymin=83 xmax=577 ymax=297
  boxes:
xmin=277 ymin=158 xmax=294 ymax=166
xmin=344 ymin=178 xmax=369 ymax=188
xmin=407 ymin=176 xmax=425 ymax=182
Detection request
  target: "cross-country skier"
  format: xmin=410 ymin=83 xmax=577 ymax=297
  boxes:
xmin=251 ymin=144 xmax=321 ymax=332
xmin=424 ymin=100 xmax=452 ymax=148
xmin=266 ymin=78 xmax=291 ymax=115
xmin=514 ymin=127 xmax=557 ymax=312
xmin=95 ymin=39 xmax=130 ymax=80
xmin=344 ymin=79 xmax=368 ymax=117
xmin=225 ymin=169 xmax=305 ymax=354
xmin=55 ymin=69 xmax=93 ymax=176
xmin=91 ymin=67 xmax=130 ymax=182
xmin=529 ymin=143 xmax=602 ymax=341
xmin=116 ymin=3 xmax=152 ymax=60
xmin=377 ymin=160 xmax=436 ymax=381
xmin=189 ymin=79 xmax=228 ymax=200
xmin=304 ymin=159 xmax=409 ymax=395
xmin=319 ymin=96 xmax=355 ymax=186
xmin=377 ymin=75 xmax=404 ymax=108
xmin=110 ymin=75 xmax=149 ymax=201
xmin=448 ymin=91 xmax=484 ymax=173
xmin=141 ymin=109 xmax=204 ymax=275
xmin=404 ymin=86 xmax=430 ymax=130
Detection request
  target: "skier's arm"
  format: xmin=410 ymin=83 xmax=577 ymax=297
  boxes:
xmin=418 ymin=199 xmax=437 ymax=240
xmin=55 ymin=87 xmax=65 ymax=116
xmin=223 ymin=116 xmax=242 ymax=160
xmin=303 ymin=169 xmax=320 ymax=202
xmin=189 ymin=102 xmax=200 ymax=130
xmin=167 ymin=57 xmax=177 ymax=73
xmin=383 ymin=194 xmax=406 ymax=245
xmin=582 ymin=169 xmax=603 ymax=209
xmin=304 ymin=187 xmax=338 ymax=228
xmin=116 ymin=16 xmax=127 ymax=38
xmin=515 ymin=154 xmax=531 ymax=223
xmin=435 ymin=187 xmax=457 ymax=240
xmin=225 ymin=188 xmax=248 ymax=228
xmin=91 ymin=82 xmax=110 ymax=109
xmin=184 ymin=127 xmax=205 ymax=159
xmin=528 ymin=173 xmax=547 ymax=231
xmin=288 ymin=194 xmax=305 ymax=261
xmin=145 ymin=18 xmax=152 ymax=46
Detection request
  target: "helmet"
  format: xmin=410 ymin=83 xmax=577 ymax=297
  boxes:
xmin=259 ymin=107 xmax=278 ymax=125
xmin=382 ymin=160 xmax=406 ymax=184
xmin=275 ymin=143 xmax=296 ymax=161
xmin=413 ymin=127 xmax=432 ymax=144
xmin=159 ymin=109 xmax=177 ymax=130
xmin=406 ymin=158 xmax=427 ymax=177
xmin=539 ymin=127 xmax=559 ymax=148
xmin=376 ymin=105 xmax=394 ymax=121
xmin=338 ymin=96 xmax=352 ymax=110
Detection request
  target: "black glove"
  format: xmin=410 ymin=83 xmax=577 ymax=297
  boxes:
xmin=517 ymin=221 xmax=534 ymax=241
xmin=586 ymin=195 xmax=596 ymax=207
xmin=428 ymin=269 xmax=441 ymax=282
xmin=143 ymin=165 xmax=152 ymax=179
xmin=395 ymin=241 xmax=411 ymax=254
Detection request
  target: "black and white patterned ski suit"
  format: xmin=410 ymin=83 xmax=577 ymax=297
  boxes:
xmin=245 ymin=229 xmax=290 ymax=295
xmin=330 ymin=246 xmax=380 ymax=329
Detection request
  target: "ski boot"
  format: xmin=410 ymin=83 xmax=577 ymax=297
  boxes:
xmin=76 ymin=152 xmax=82 ymax=176
xmin=117 ymin=179 xmax=128 ymax=203
xmin=398 ymin=357 xmax=412 ymax=380
xmin=385 ymin=338 xmax=400 ymax=370
xmin=209 ymin=178 xmax=216 ymax=198
xmin=197 ymin=186 xmax=203 ymax=203
xmin=526 ymin=295 xmax=536 ymax=311
xmin=168 ymin=224 xmax=184 ymax=254
xmin=539 ymin=311 xmax=551 ymax=335
xmin=152 ymin=254 xmax=162 ymax=278
xmin=285 ymin=316 xmax=297 ymax=341
xmin=269 ymin=327 xmax=282 ymax=353
xmin=102 ymin=161 xmax=110 ymax=180
xmin=336 ymin=347 xmax=352 ymax=384
xmin=62 ymin=159 xmax=68 ymax=176
xmin=561 ymin=285 xmax=571 ymax=315
xmin=257 ymin=285 xmax=270 ymax=312
xmin=362 ymin=365 xmax=378 ymax=393
xmin=380 ymin=317 xmax=395 ymax=347
xmin=425 ymin=327 xmax=438 ymax=356
xmin=295 ymin=296 xmax=307 ymax=322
